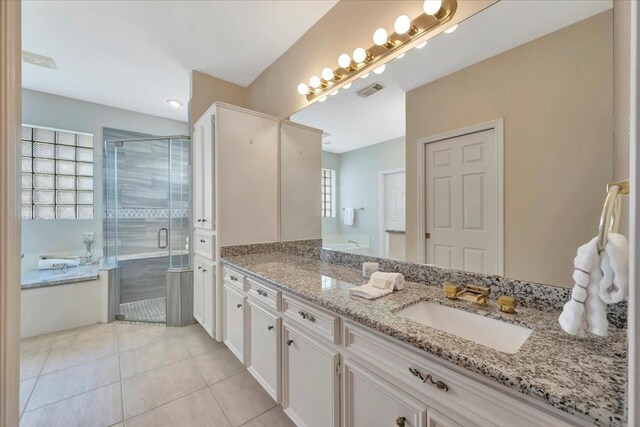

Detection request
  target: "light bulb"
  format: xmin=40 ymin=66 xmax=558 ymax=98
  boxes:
xmin=373 ymin=64 xmax=385 ymax=75
xmin=297 ymin=83 xmax=308 ymax=95
xmin=394 ymin=15 xmax=411 ymax=34
xmin=309 ymin=75 xmax=321 ymax=89
xmin=338 ymin=53 xmax=351 ymax=69
xmin=330 ymin=90 xmax=338 ymax=96
xmin=166 ymin=99 xmax=182 ymax=108
xmin=444 ymin=24 xmax=458 ymax=34
xmin=396 ymin=53 xmax=405 ymax=59
xmin=353 ymin=47 xmax=367 ymax=64
xmin=423 ymin=0 xmax=442 ymax=15
xmin=360 ymin=73 xmax=370 ymax=79
xmin=373 ymin=28 xmax=388 ymax=46
xmin=318 ymin=96 xmax=327 ymax=102
xmin=321 ymin=67 xmax=334 ymax=81
xmin=343 ymin=82 xmax=352 ymax=89
xmin=415 ymin=41 xmax=427 ymax=49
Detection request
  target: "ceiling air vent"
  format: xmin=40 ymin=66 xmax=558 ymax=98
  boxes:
xmin=22 ymin=51 xmax=57 ymax=70
xmin=357 ymin=82 xmax=385 ymax=98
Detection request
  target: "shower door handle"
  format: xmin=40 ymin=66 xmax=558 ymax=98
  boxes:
xmin=158 ymin=228 xmax=168 ymax=249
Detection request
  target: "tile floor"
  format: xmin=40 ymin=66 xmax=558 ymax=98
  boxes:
xmin=19 ymin=322 xmax=295 ymax=427
xmin=119 ymin=297 xmax=166 ymax=323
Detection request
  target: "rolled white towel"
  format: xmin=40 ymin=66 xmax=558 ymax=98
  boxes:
xmin=370 ymin=272 xmax=404 ymax=290
xmin=349 ymin=284 xmax=393 ymax=300
xmin=38 ymin=258 xmax=80 ymax=270
xmin=599 ymin=233 xmax=629 ymax=304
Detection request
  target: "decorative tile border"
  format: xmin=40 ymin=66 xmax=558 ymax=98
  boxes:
xmin=104 ymin=208 xmax=189 ymax=219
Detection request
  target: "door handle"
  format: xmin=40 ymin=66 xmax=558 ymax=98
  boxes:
xmin=158 ymin=227 xmax=168 ymax=249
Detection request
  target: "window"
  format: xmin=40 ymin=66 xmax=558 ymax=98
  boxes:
xmin=321 ymin=168 xmax=336 ymax=218
xmin=21 ymin=125 xmax=94 ymax=219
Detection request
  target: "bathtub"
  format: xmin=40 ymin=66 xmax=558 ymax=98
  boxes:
xmin=322 ymin=235 xmax=372 ymax=255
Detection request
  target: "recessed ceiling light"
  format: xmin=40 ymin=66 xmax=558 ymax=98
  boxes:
xmin=166 ymin=99 xmax=182 ymax=108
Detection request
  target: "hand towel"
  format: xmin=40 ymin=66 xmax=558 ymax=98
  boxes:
xmin=38 ymin=258 xmax=80 ymax=270
xmin=344 ymin=207 xmax=355 ymax=226
xmin=598 ymin=233 xmax=629 ymax=304
xmin=369 ymin=275 xmax=393 ymax=290
xmin=349 ymin=284 xmax=393 ymax=300
xmin=370 ymin=271 xmax=404 ymax=290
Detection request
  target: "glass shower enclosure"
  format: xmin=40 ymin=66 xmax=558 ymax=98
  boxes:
xmin=104 ymin=134 xmax=191 ymax=323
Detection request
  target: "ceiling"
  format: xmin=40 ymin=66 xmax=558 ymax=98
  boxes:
xmin=291 ymin=0 xmax=613 ymax=154
xmin=21 ymin=0 xmax=337 ymax=122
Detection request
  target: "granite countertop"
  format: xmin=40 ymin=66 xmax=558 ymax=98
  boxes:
xmin=21 ymin=265 xmax=100 ymax=289
xmin=222 ymin=252 xmax=627 ymax=426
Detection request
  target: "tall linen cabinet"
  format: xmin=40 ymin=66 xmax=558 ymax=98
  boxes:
xmin=192 ymin=102 xmax=321 ymax=340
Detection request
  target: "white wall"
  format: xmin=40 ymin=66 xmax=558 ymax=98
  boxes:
xmin=322 ymin=137 xmax=405 ymax=256
xmin=321 ymin=151 xmax=340 ymax=235
xmin=21 ymin=89 xmax=188 ymax=270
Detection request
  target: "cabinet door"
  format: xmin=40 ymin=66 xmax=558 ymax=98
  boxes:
xmin=192 ymin=122 xmax=204 ymax=228
xmin=224 ymin=284 xmax=245 ymax=362
xmin=248 ymin=301 xmax=281 ymax=401
xmin=343 ymin=358 xmax=426 ymax=427
xmin=426 ymin=409 xmax=461 ymax=427
xmin=282 ymin=322 xmax=339 ymax=427
xmin=201 ymin=259 xmax=215 ymax=337
xmin=201 ymin=117 xmax=214 ymax=231
xmin=193 ymin=258 xmax=204 ymax=325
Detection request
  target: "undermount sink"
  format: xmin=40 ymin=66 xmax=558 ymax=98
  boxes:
xmin=396 ymin=301 xmax=532 ymax=354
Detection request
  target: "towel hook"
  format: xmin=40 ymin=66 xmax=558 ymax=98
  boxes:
xmin=597 ymin=179 xmax=629 ymax=252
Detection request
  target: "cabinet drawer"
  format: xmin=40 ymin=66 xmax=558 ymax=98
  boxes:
xmin=248 ymin=277 xmax=281 ymax=311
xmin=282 ymin=295 xmax=339 ymax=344
xmin=223 ymin=266 xmax=248 ymax=292
xmin=194 ymin=233 xmax=214 ymax=259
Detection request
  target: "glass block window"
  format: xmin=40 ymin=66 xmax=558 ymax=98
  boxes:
xmin=21 ymin=125 xmax=94 ymax=219
xmin=321 ymin=168 xmax=336 ymax=218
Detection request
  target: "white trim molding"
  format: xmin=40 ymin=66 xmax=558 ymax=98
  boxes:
xmin=0 ymin=1 xmax=22 ymax=425
xmin=378 ymin=168 xmax=406 ymax=257
xmin=416 ymin=118 xmax=504 ymax=275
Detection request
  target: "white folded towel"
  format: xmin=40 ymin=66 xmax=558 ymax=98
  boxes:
xmin=349 ymin=284 xmax=393 ymax=300
xmin=344 ymin=207 xmax=355 ymax=226
xmin=370 ymin=271 xmax=404 ymax=290
xmin=38 ymin=258 xmax=80 ymax=270
xmin=598 ymin=233 xmax=629 ymax=304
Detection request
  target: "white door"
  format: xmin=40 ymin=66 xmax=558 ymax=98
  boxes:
xmin=202 ymin=259 xmax=215 ymax=337
xmin=247 ymin=300 xmax=281 ymax=401
xmin=282 ymin=322 xmax=340 ymax=427
xmin=384 ymin=172 xmax=406 ymax=232
xmin=223 ymin=284 xmax=245 ymax=362
xmin=193 ymin=257 xmax=204 ymax=325
xmin=192 ymin=123 xmax=204 ymax=228
xmin=426 ymin=409 xmax=461 ymax=427
xmin=201 ymin=118 xmax=214 ymax=231
xmin=425 ymin=129 xmax=498 ymax=274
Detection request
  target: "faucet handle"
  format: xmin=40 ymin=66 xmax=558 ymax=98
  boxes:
xmin=497 ymin=295 xmax=517 ymax=313
xmin=443 ymin=283 xmax=460 ymax=299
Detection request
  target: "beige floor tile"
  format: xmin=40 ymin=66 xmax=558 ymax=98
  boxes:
xmin=52 ymin=324 xmax=116 ymax=349
xmin=180 ymin=328 xmax=224 ymax=356
xmin=120 ymin=337 xmax=189 ymax=379
xmin=121 ymin=358 xmax=206 ymax=419
xmin=20 ymin=334 xmax=55 ymax=356
xmin=42 ymin=335 xmax=118 ymax=374
xmin=210 ymin=371 xmax=276 ymax=426
xmin=174 ymin=323 xmax=207 ymax=337
xmin=124 ymin=388 xmax=231 ymax=427
xmin=20 ymin=351 xmax=48 ymax=380
xmin=27 ymin=355 xmax=120 ymax=411
xmin=20 ymin=378 xmax=37 ymax=415
xmin=20 ymin=382 xmax=123 ymax=427
xmin=109 ymin=322 xmax=153 ymax=335
xmin=117 ymin=326 xmax=177 ymax=353
xmin=193 ymin=347 xmax=245 ymax=385
xmin=242 ymin=406 xmax=295 ymax=427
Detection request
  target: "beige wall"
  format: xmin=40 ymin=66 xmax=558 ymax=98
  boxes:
xmin=190 ymin=70 xmax=247 ymax=127
xmin=406 ymin=11 xmax=614 ymax=287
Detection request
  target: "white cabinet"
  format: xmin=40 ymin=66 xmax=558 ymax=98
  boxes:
xmin=193 ymin=255 xmax=214 ymax=336
xmin=223 ymin=283 xmax=246 ymax=362
xmin=343 ymin=358 xmax=427 ymax=427
xmin=192 ymin=115 xmax=214 ymax=231
xmin=282 ymin=321 xmax=340 ymax=427
xmin=247 ymin=299 xmax=281 ymax=401
xmin=426 ymin=409 xmax=461 ymax=427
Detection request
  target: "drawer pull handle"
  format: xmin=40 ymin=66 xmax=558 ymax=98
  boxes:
xmin=230 ymin=276 xmax=238 ymax=281
xmin=298 ymin=310 xmax=315 ymax=322
xmin=202 ymin=219 xmax=207 ymax=222
xmin=396 ymin=417 xmax=406 ymax=427
xmin=257 ymin=289 xmax=268 ymax=297
xmin=287 ymin=339 xmax=294 ymax=346
xmin=200 ymin=239 xmax=206 ymax=243
xmin=197 ymin=266 xmax=202 ymax=270
xmin=236 ymin=303 xmax=242 ymax=309
xmin=267 ymin=325 xmax=274 ymax=331
xmin=197 ymin=219 xmax=202 ymax=222
xmin=202 ymin=269 xmax=207 ymax=273
xmin=408 ymin=367 xmax=448 ymax=392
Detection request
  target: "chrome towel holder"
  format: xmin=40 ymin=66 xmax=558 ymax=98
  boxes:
xmin=597 ymin=179 xmax=630 ymax=252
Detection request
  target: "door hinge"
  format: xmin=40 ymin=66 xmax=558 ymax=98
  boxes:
xmin=336 ymin=362 xmax=343 ymax=376
xmin=425 ymin=232 xmax=431 ymax=239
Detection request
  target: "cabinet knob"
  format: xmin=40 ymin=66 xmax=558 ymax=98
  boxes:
xmin=197 ymin=219 xmax=202 ymax=222
xmin=202 ymin=219 xmax=207 ymax=223
xmin=200 ymin=239 xmax=206 ymax=243
xmin=236 ymin=303 xmax=242 ymax=309
xmin=287 ymin=339 xmax=294 ymax=346
xmin=395 ymin=417 xmax=406 ymax=427
xmin=197 ymin=266 xmax=202 ymax=270
xmin=230 ymin=276 xmax=238 ymax=281
xmin=267 ymin=325 xmax=274 ymax=331
xmin=202 ymin=269 xmax=207 ymax=273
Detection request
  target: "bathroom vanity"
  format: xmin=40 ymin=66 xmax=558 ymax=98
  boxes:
xmin=220 ymin=249 xmax=626 ymax=427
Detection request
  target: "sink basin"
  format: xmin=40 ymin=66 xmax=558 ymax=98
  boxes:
xmin=396 ymin=301 xmax=532 ymax=354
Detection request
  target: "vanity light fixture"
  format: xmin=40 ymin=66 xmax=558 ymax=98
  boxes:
xmin=444 ymin=24 xmax=458 ymax=33
xmin=396 ymin=53 xmax=406 ymax=59
xmin=297 ymin=0 xmax=456 ymax=101
xmin=166 ymin=99 xmax=182 ymax=108
xmin=330 ymin=90 xmax=339 ymax=96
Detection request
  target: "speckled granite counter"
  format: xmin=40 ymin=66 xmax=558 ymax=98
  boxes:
xmin=21 ymin=265 xmax=100 ymax=289
xmin=222 ymin=251 xmax=627 ymax=426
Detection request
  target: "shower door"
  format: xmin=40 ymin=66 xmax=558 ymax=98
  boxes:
xmin=104 ymin=135 xmax=190 ymax=323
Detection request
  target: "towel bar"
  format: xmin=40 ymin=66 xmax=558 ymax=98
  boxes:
xmin=342 ymin=207 xmax=365 ymax=210
xmin=597 ymin=179 xmax=629 ymax=252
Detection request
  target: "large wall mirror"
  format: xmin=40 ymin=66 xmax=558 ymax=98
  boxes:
xmin=290 ymin=0 xmax=622 ymax=288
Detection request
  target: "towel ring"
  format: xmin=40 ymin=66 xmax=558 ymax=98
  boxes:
xmin=597 ymin=179 xmax=629 ymax=252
